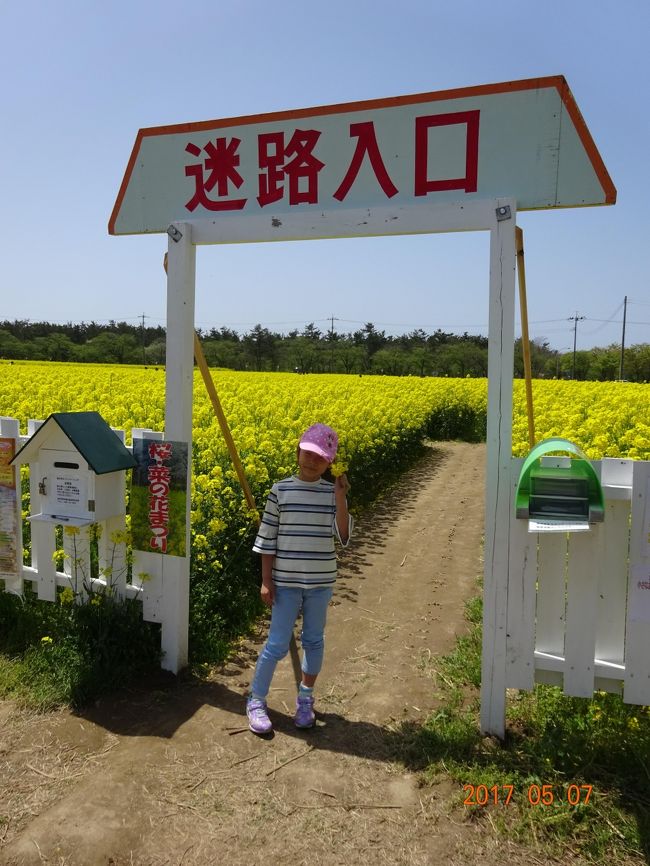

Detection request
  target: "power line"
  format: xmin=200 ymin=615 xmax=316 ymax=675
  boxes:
xmin=627 ymin=298 xmax=650 ymax=307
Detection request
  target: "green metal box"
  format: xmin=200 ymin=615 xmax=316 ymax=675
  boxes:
xmin=516 ymin=438 xmax=604 ymax=525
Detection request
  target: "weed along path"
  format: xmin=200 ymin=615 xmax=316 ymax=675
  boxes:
xmin=0 ymin=442 xmax=571 ymax=866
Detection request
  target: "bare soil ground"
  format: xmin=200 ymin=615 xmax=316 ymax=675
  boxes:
xmin=0 ymin=442 xmax=582 ymax=866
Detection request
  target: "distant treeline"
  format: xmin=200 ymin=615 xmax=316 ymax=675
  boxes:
xmin=0 ymin=319 xmax=648 ymax=381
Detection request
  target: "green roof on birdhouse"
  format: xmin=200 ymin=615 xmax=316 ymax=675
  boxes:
xmin=11 ymin=412 xmax=137 ymax=475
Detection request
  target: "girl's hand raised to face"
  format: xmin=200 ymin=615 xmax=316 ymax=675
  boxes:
xmin=334 ymin=473 xmax=350 ymax=496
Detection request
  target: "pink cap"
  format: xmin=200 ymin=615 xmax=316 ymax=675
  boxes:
xmin=299 ymin=423 xmax=338 ymax=463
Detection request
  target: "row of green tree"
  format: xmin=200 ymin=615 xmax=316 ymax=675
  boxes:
xmin=1 ymin=319 xmax=648 ymax=381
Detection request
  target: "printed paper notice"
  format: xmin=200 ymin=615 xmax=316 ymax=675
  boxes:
xmin=54 ymin=474 xmax=86 ymax=509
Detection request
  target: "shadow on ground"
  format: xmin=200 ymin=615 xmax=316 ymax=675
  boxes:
xmin=76 ymin=444 xmax=456 ymax=759
xmin=80 ymin=674 xmax=398 ymax=765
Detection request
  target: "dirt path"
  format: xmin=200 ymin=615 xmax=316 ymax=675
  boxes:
xmin=0 ymin=442 xmax=563 ymax=866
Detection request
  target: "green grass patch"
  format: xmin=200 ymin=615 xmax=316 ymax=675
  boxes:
xmin=0 ymin=586 xmax=161 ymax=709
xmin=389 ymin=593 xmax=650 ymax=863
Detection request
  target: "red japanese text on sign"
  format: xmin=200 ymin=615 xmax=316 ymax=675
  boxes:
xmin=333 ymin=121 xmax=398 ymax=202
xmin=149 ymin=442 xmax=173 ymax=461
xmin=257 ymin=129 xmax=325 ymax=206
xmin=147 ymin=442 xmax=174 ymax=553
xmin=185 ymin=138 xmax=247 ymax=212
xmin=414 ymin=111 xmax=480 ymax=196
xmin=182 ymin=112 xmax=481 ymax=214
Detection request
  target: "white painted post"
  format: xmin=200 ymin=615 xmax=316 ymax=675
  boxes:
xmin=161 ymin=222 xmax=195 ymax=673
xmin=480 ymin=199 xmax=517 ymax=738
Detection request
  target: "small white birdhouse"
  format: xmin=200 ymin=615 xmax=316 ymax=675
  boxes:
xmin=11 ymin=411 xmax=137 ymax=526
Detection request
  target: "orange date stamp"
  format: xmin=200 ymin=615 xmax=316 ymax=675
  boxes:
xmin=463 ymin=783 xmax=593 ymax=806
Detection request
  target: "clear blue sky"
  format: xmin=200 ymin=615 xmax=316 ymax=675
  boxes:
xmin=1 ymin=0 xmax=648 ymax=351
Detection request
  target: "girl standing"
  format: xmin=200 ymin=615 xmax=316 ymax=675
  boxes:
xmin=247 ymin=423 xmax=352 ymax=734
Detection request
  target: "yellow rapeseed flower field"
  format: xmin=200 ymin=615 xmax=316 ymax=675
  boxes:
xmin=1 ymin=362 xmax=648 ymax=469
xmin=2 ymin=361 xmax=647 ymax=629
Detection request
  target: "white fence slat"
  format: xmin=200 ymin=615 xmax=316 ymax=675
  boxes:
xmin=0 ymin=417 xmax=20 ymax=436
xmin=62 ymin=524 xmax=92 ymax=601
xmin=563 ymin=529 xmax=601 ymax=697
xmin=506 ymin=460 xmax=536 ymax=689
xmin=97 ymin=428 xmax=129 ymax=598
xmin=98 ymin=515 xmax=128 ymax=599
xmin=535 ymin=533 xmax=567 ymax=656
xmin=30 ymin=521 xmax=57 ymax=601
xmin=624 ymin=461 xmax=650 ymax=704
xmin=595 ymin=498 xmax=629 ymax=665
xmin=601 ymin=457 xmax=634 ymax=492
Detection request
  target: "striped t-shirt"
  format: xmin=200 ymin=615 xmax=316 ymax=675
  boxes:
xmin=252 ymin=475 xmax=352 ymax=589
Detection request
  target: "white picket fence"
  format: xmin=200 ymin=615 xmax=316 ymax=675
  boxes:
xmin=4 ymin=415 xmax=650 ymax=699
xmin=505 ymin=456 xmax=650 ymax=704
xmin=0 ymin=417 xmax=171 ymax=636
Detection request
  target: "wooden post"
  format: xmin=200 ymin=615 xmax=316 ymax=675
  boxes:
xmin=160 ymin=222 xmax=195 ymax=673
xmin=515 ymin=227 xmax=535 ymax=448
xmin=193 ymin=333 xmax=257 ymax=515
xmin=480 ymin=200 xmax=517 ymax=738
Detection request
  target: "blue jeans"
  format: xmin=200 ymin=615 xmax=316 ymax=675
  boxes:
xmin=250 ymin=585 xmax=333 ymax=700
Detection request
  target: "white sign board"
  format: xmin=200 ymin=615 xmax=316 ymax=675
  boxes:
xmin=110 ymin=76 xmax=615 ymax=241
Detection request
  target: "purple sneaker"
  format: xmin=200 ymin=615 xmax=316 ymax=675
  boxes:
xmin=294 ymin=693 xmax=315 ymax=729
xmin=247 ymin=698 xmax=272 ymax=735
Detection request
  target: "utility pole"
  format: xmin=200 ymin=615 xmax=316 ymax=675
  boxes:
xmin=329 ymin=315 xmax=339 ymax=373
xmin=568 ymin=312 xmax=585 ymax=380
xmin=140 ymin=313 xmax=147 ymax=366
xmin=619 ymin=295 xmax=628 ymax=380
